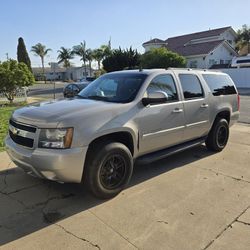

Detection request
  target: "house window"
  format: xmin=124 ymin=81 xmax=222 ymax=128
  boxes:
xmin=209 ymin=59 xmax=216 ymax=66
xmin=220 ymin=60 xmax=224 ymax=64
xmin=189 ymin=61 xmax=197 ymax=68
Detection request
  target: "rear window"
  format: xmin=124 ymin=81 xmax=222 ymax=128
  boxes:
xmin=202 ymin=74 xmax=237 ymax=96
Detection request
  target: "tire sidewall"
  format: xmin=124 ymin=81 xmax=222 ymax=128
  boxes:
xmin=212 ymin=119 xmax=229 ymax=151
xmin=86 ymin=142 xmax=133 ymax=198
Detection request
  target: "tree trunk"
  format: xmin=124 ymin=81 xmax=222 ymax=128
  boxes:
xmin=98 ymin=60 xmax=101 ymax=70
xmin=41 ymin=56 xmax=46 ymax=84
xmin=83 ymin=59 xmax=87 ymax=77
xmin=89 ymin=61 xmax=92 ymax=76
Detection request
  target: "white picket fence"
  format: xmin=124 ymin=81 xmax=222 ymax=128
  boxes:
xmin=0 ymin=88 xmax=27 ymax=104
xmin=220 ymin=68 xmax=250 ymax=88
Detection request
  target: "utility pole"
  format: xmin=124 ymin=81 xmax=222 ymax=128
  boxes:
xmin=5 ymin=53 xmax=9 ymax=60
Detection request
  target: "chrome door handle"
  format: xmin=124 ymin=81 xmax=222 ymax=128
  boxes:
xmin=200 ymin=103 xmax=209 ymax=108
xmin=172 ymin=108 xmax=183 ymax=113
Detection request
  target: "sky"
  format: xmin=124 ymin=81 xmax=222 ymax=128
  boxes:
xmin=0 ymin=0 xmax=249 ymax=68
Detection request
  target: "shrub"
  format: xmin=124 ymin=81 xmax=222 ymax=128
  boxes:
xmin=0 ymin=60 xmax=35 ymax=103
xmin=140 ymin=47 xmax=186 ymax=69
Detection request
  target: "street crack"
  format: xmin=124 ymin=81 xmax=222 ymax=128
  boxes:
xmin=203 ymin=205 xmax=250 ymax=249
xmin=55 ymin=223 xmax=101 ymax=249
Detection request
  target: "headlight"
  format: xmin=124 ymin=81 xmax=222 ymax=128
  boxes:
xmin=38 ymin=128 xmax=73 ymax=149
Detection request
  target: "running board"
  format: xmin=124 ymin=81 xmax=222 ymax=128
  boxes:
xmin=136 ymin=137 xmax=206 ymax=165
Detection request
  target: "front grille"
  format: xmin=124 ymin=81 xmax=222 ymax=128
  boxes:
xmin=9 ymin=119 xmax=36 ymax=148
xmin=9 ymin=119 xmax=36 ymax=133
xmin=9 ymin=130 xmax=34 ymax=148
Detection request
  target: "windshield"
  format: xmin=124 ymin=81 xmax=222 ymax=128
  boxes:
xmin=77 ymin=73 xmax=148 ymax=103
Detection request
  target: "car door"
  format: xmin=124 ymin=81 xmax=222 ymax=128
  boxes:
xmin=137 ymin=74 xmax=186 ymax=155
xmin=178 ymin=73 xmax=210 ymax=141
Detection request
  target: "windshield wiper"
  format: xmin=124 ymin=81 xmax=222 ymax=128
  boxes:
xmin=76 ymin=94 xmax=88 ymax=99
xmin=87 ymin=95 xmax=109 ymax=101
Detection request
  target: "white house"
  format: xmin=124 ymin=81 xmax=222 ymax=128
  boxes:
xmin=142 ymin=27 xmax=238 ymax=69
xmin=32 ymin=66 xmax=94 ymax=81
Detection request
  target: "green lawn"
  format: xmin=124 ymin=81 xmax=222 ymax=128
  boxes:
xmin=0 ymin=103 xmax=26 ymax=152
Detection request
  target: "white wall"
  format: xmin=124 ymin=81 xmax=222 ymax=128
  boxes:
xmin=220 ymin=68 xmax=250 ymax=88
xmin=186 ymin=56 xmax=206 ymax=68
xmin=205 ymin=43 xmax=234 ymax=67
xmin=220 ymin=30 xmax=236 ymax=48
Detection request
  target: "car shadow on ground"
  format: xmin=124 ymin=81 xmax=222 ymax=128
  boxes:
xmin=0 ymin=145 xmax=214 ymax=246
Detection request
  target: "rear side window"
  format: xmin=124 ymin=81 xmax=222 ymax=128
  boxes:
xmin=179 ymin=74 xmax=203 ymax=99
xmin=147 ymin=74 xmax=178 ymax=101
xmin=202 ymin=74 xmax=237 ymax=96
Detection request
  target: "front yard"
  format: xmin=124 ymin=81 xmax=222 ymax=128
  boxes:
xmin=0 ymin=103 xmax=25 ymax=151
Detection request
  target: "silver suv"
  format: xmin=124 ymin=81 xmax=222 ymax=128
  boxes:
xmin=5 ymin=69 xmax=240 ymax=198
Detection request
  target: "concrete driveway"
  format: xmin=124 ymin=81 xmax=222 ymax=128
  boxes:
xmin=0 ymin=123 xmax=249 ymax=250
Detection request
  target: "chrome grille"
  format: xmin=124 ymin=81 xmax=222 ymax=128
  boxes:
xmin=9 ymin=119 xmax=36 ymax=148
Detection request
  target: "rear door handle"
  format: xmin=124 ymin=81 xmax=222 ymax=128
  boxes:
xmin=172 ymin=108 xmax=183 ymax=113
xmin=200 ymin=103 xmax=209 ymax=108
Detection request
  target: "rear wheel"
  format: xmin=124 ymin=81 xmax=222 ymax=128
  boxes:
xmin=205 ymin=118 xmax=229 ymax=152
xmin=84 ymin=142 xmax=133 ymax=199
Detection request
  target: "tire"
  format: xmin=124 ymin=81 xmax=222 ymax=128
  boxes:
xmin=83 ymin=141 xmax=133 ymax=199
xmin=205 ymin=118 xmax=229 ymax=152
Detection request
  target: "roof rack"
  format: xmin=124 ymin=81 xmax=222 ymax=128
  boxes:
xmin=167 ymin=67 xmax=216 ymax=72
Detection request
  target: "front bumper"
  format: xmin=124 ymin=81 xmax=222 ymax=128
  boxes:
xmin=5 ymin=135 xmax=88 ymax=183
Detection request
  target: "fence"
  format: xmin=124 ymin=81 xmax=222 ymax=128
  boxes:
xmin=0 ymin=88 xmax=27 ymax=104
xmin=220 ymin=68 xmax=250 ymax=88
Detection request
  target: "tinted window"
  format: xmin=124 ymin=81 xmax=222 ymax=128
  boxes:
xmin=78 ymin=73 xmax=147 ymax=103
xmin=147 ymin=74 xmax=178 ymax=101
xmin=179 ymin=74 xmax=203 ymax=99
xmin=65 ymin=84 xmax=73 ymax=91
xmin=202 ymin=74 xmax=237 ymax=96
xmin=72 ymin=85 xmax=80 ymax=91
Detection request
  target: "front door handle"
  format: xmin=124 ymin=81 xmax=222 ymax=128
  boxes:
xmin=200 ymin=103 xmax=209 ymax=108
xmin=172 ymin=108 xmax=183 ymax=113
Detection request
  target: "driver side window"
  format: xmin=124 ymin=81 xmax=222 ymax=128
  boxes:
xmin=147 ymin=74 xmax=178 ymax=101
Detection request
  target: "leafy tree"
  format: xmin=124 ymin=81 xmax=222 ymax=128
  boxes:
xmin=102 ymin=47 xmax=140 ymax=72
xmin=17 ymin=37 xmax=32 ymax=72
xmin=73 ymin=41 xmax=87 ymax=76
xmin=140 ymin=48 xmax=186 ymax=69
xmin=57 ymin=47 xmax=74 ymax=68
xmin=31 ymin=43 xmax=51 ymax=83
xmin=86 ymin=49 xmax=93 ymax=76
xmin=0 ymin=60 xmax=35 ymax=103
xmin=236 ymin=24 xmax=250 ymax=55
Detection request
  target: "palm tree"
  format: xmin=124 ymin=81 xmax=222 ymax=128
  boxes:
xmin=73 ymin=41 xmax=87 ymax=76
xmin=57 ymin=47 xmax=74 ymax=68
xmin=31 ymin=43 xmax=51 ymax=83
xmin=100 ymin=44 xmax=112 ymax=58
xmin=236 ymin=25 xmax=250 ymax=55
xmin=86 ymin=49 xmax=93 ymax=76
xmin=92 ymin=48 xmax=104 ymax=70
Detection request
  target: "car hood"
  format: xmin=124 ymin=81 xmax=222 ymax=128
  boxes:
xmin=12 ymin=98 xmax=127 ymax=128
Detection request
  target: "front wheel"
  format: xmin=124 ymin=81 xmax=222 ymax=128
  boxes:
xmin=205 ymin=118 xmax=229 ymax=152
xmin=84 ymin=142 xmax=133 ymax=199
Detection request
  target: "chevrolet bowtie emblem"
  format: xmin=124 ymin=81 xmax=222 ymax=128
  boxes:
xmin=12 ymin=128 xmax=20 ymax=135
